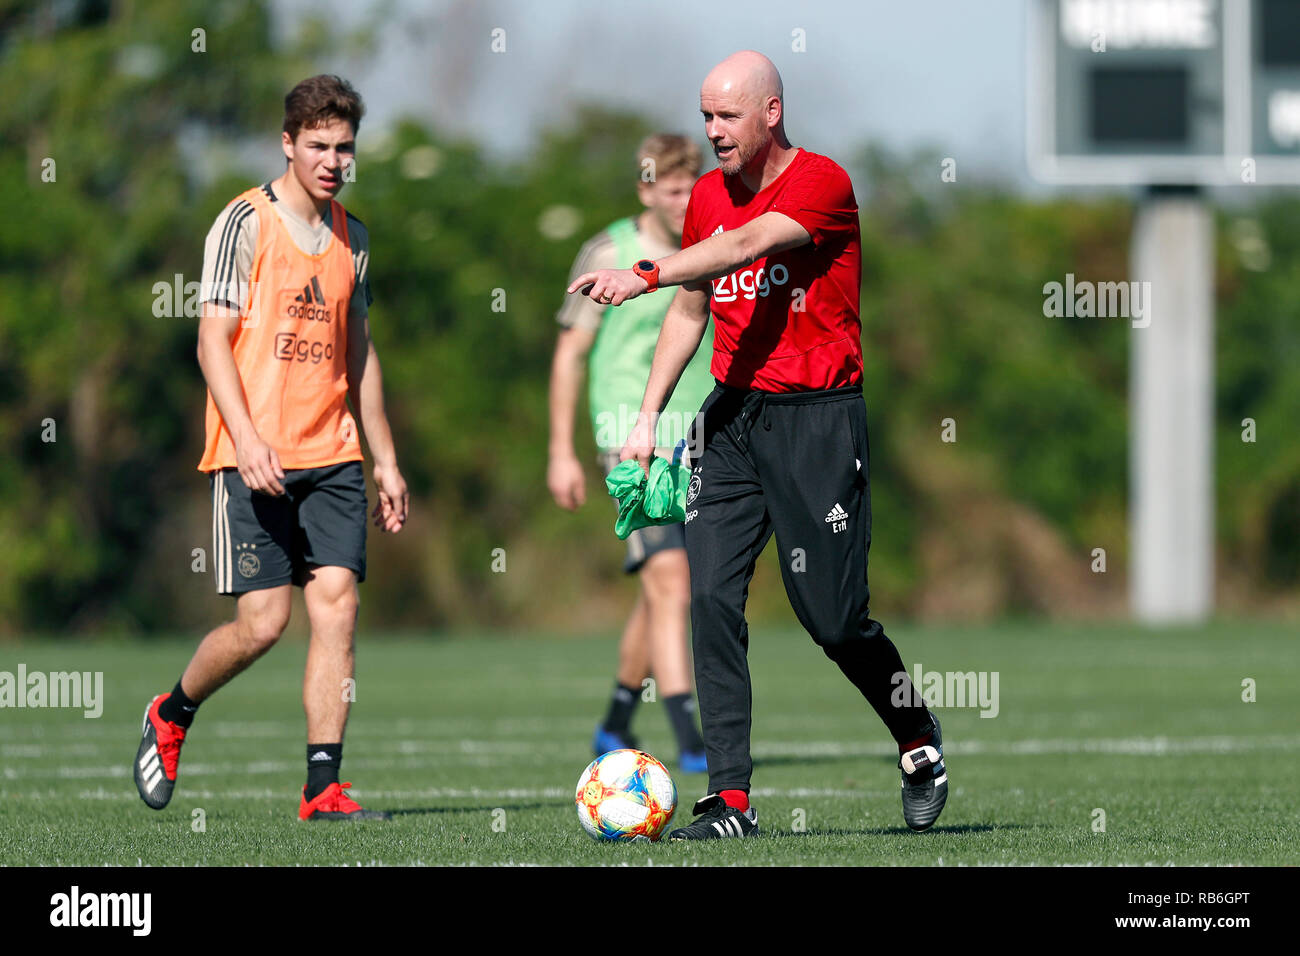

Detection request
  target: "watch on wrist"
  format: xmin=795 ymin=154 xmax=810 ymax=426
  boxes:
xmin=632 ymin=259 xmax=660 ymax=292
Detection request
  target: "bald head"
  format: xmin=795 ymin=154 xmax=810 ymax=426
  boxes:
xmin=699 ymin=51 xmax=789 ymax=178
xmin=701 ymin=50 xmax=783 ymax=108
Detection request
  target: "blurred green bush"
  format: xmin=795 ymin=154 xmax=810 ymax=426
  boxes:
xmin=1 ymin=1 xmax=1295 ymax=636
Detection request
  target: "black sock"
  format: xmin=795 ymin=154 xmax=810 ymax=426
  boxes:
xmin=305 ymin=743 xmax=342 ymax=800
xmin=602 ymin=683 xmax=640 ymax=734
xmin=158 ymin=680 xmax=199 ymax=729
xmin=664 ymin=693 xmax=705 ymax=752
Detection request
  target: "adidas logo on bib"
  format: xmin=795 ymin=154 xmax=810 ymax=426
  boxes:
xmin=825 ymin=502 xmax=848 ymax=534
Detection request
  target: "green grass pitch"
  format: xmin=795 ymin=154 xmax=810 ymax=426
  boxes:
xmin=2 ymin=621 xmax=1297 ymax=865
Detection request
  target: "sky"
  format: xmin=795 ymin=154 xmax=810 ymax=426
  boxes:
xmin=275 ymin=0 xmax=1030 ymax=185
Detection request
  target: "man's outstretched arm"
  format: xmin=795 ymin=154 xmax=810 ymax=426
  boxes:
xmin=566 ymin=211 xmax=810 ymax=306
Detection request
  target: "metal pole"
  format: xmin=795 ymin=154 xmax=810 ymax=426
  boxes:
xmin=1130 ymin=187 xmax=1215 ymax=623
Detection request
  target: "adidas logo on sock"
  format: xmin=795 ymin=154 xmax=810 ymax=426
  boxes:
xmin=309 ymin=751 xmax=333 ymax=762
xmin=825 ymin=502 xmax=849 ymax=533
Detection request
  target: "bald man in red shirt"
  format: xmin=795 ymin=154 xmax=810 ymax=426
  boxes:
xmin=569 ymin=50 xmax=948 ymax=840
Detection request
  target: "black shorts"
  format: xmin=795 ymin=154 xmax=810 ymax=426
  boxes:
xmin=621 ymin=522 xmax=687 ymax=575
xmin=599 ymin=449 xmax=687 ymax=575
xmin=209 ymin=461 xmax=367 ymax=595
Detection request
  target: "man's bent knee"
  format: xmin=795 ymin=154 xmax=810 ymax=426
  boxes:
xmin=640 ymin=550 xmax=691 ymax=609
xmin=813 ymin=613 xmax=886 ymax=657
xmin=304 ymin=567 xmax=360 ymax=636
xmin=312 ymin=589 xmax=359 ymax=633
xmin=235 ymin=589 xmax=292 ymax=653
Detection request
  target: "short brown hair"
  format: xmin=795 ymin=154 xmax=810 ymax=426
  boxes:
xmin=283 ymin=75 xmax=365 ymax=142
xmin=637 ymin=133 xmax=702 ymax=180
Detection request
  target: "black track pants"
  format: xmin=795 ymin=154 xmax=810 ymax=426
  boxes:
xmin=683 ymin=383 xmax=931 ymax=794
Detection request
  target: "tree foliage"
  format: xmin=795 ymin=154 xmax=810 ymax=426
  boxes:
xmin=2 ymin=2 xmax=1295 ymax=636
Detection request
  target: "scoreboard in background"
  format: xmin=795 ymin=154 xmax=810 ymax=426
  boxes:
xmin=1028 ymin=0 xmax=1300 ymax=185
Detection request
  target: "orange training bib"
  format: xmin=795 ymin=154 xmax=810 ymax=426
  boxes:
xmin=198 ymin=186 xmax=362 ymax=472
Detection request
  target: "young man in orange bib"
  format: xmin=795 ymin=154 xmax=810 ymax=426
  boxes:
xmin=133 ymin=75 xmax=408 ymax=821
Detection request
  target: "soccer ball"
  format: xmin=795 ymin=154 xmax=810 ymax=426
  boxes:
xmin=575 ymin=749 xmax=678 ymax=842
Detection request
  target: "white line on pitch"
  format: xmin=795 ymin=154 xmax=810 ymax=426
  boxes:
xmin=6 ymin=732 xmax=1299 ymax=782
xmin=61 ymin=785 xmax=881 ymax=801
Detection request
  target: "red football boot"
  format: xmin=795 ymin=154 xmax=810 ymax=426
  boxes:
xmin=298 ymin=781 xmax=391 ymax=821
xmin=134 ymin=693 xmax=187 ymax=810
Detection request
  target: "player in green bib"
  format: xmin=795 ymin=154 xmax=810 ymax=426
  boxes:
xmin=549 ymin=134 xmax=714 ymax=773
xmin=585 ymin=215 xmax=717 ymax=454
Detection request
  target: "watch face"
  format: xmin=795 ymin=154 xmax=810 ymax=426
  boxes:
xmin=637 ymin=260 xmax=654 ymax=271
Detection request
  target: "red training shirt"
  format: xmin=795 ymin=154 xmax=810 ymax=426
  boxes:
xmin=681 ymin=148 xmax=862 ymax=393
